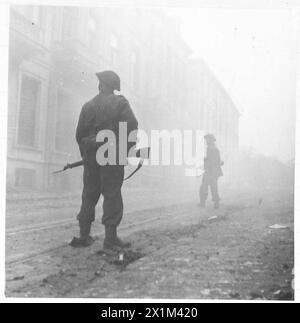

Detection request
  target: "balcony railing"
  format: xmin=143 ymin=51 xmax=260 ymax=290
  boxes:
xmin=10 ymin=9 xmax=44 ymax=46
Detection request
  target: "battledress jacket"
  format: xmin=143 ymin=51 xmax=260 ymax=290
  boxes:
xmin=204 ymin=145 xmax=223 ymax=177
xmin=75 ymin=93 xmax=138 ymax=165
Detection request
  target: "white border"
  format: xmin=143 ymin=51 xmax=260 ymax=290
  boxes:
xmin=0 ymin=0 xmax=299 ymax=303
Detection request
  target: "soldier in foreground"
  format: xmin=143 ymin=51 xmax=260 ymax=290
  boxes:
xmin=70 ymin=71 xmax=138 ymax=252
xmin=199 ymin=134 xmax=224 ymax=209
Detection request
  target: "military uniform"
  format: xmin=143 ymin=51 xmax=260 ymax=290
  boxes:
xmin=72 ymin=71 xmax=138 ymax=249
xmin=199 ymin=134 xmax=223 ymax=208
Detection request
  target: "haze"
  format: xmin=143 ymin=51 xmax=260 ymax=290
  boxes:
xmin=169 ymin=7 xmax=297 ymax=161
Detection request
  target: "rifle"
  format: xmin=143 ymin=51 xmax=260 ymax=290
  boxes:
xmin=52 ymin=160 xmax=84 ymax=174
xmin=52 ymin=147 xmax=150 ymax=180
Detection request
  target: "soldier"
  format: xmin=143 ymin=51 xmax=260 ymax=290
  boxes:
xmin=70 ymin=70 xmax=138 ymax=252
xmin=199 ymin=134 xmax=224 ymax=209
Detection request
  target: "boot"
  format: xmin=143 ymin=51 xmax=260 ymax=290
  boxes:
xmin=70 ymin=221 xmax=94 ymax=248
xmin=103 ymin=225 xmax=131 ymax=251
xmin=199 ymin=198 xmax=206 ymax=208
xmin=80 ymin=221 xmax=92 ymax=240
xmin=115 ymin=227 xmax=131 ymax=248
xmin=103 ymin=225 xmax=119 ymax=252
xmin=214 ymin=200 xmax=220 ymax=209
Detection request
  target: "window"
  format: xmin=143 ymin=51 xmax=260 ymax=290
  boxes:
xmin=130 ymin=50 xmax=140 ymax=89
xmin=17 ymin=74 xmax=41 ymax=147
xmin=53 ymin=172 xmax=70 ymax=191
xmin=130 ymin=52 xmax=136 ymax=88
xmin=87 ymin=14 xmax=96 ymax=49
xmin=110 ymin=34 xmax=118 ymax=67
xmin=55 ymin=90 xmax=73 ymax=153
xmin=88 ymin=16 xmax=96 ymax=33
xmin=15 ymin=168 xmax=36 ymax=188
xmin=31 ymin=6 xmax=40 ymax=25
xmin=61 ymin=7 xmax=78 ymax=40
xmin=110 ymin=34 xmax=118 ymax=49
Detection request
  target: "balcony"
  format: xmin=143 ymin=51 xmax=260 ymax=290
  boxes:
xmin=9 ymin=9 xmax=46 ymax=65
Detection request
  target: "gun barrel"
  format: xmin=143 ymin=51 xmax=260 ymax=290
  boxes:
xmin=53 ymin=160 xmax=84 ymax=174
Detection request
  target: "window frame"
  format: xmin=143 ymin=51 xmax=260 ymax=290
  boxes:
xmin=15 ymin=71 xmax=42 ymax=150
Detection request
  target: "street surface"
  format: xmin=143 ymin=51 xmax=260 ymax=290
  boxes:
xmin=5 ymin=181 xmax=294 ymax=300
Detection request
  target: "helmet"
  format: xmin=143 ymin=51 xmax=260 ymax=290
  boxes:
xmin=96 ymin=70 xmax=120 ymax=91
xmin=204 ymin=134 xmax=216 ymax=142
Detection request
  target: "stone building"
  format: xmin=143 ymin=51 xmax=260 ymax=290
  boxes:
xmin=7 ymin=5 xmax=239 ymax=191
xmin=186 ymin=59 xmax=239 ymax=162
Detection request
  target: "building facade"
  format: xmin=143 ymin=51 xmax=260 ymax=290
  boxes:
xmin=186 ymin=59 xmax=239 ymax=163
xmin=7 ymin=5 xmax=239 ymax=191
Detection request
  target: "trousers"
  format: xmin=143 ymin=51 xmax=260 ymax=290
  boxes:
xmin=77 ymin=164 xmax=124 ymax=226
xmin=199 ymin=172 xmax=220 ymax=203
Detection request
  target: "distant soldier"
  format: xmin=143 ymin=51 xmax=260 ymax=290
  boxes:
xmin=70 ymin=70 xmax=138 ymax=251
xmin=199 ymin=134 xmax=224 ymax=209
